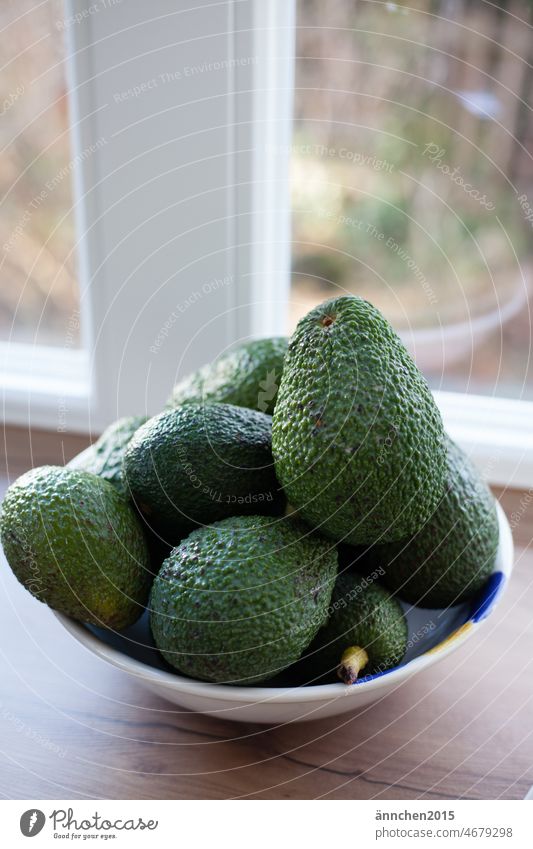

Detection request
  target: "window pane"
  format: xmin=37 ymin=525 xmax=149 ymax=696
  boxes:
xmin=291 ymin=0 xmax=532 ymax=399
xmin=0 ymin=0 xmax=80 ymax=348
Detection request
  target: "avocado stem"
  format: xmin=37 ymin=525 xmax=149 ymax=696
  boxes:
xmin=337 ymin=645 xmax=369 ymax=685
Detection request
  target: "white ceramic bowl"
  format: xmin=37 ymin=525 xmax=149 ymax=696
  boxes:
xmin=55 ymin=503 xmax=513 ymax=724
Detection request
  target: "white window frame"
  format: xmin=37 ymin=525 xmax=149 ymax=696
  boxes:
xmin=1 ymin=0 xmax=532 ymax=488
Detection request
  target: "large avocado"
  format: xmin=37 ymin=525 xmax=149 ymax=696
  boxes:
xmin=68 ymin=415 xmax=147 ymax=497
xmin=123 ymin=403 xmax=286 ymax=544
xmin=272 ymin=296 xmax=446 ymax=545
xmin=376 ymin=437 xmax=499 ymax=607
xmin=0 ymin=466 xmax=151 ymax=629
xmin=150 ymin=515 xmax=338 ymax=684
xmin=167 ymin=337 xmax=288 ymax=414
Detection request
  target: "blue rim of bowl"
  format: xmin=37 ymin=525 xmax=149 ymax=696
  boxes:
xmin=54 ymin=501 xmax=514 ymax=704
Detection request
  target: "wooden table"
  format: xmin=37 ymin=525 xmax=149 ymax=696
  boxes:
xmin=1 ymin=477 xmax=532 ymax=801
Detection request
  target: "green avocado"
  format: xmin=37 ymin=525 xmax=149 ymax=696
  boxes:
xmin=149 ymin=515 xmax=338 ymax=684
xmin=300 ymin=571 xmax=408 ymax=684
xmin=272 ymin=296 xmax=446 ymax=545
xmin=68 ymin=415 xmax=170 ymax=572
xmin=68 ymin=415 xmax=147 ymax=497
xmin=167 ymin=337 xmax=288 ymax=414
xmin=123 ymin=403 xmax=286 ymax=545
xmin=0 ymin=466 xmax=151 ymax=629
xmin=375 ymin=437 xmax=499 ymax=607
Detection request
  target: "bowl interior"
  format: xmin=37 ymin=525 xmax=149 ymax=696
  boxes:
xmin=80 ymin=590 xmax=486 ymax=686
xmin=57 ymin=502 xmax=512 ymax=698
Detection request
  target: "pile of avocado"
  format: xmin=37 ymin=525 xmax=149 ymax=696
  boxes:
xmin=0 ymin=297 xmax=500 ymax=687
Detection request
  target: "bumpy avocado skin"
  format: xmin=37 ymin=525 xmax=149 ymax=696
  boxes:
xmin=150 ymin=515 xmax=338 ymax=684
xmin=0 ymin=466 xmax=151 ymax=628
xmin=167 ymin=337 xmax=288 ymax=414
xmin=301 ymin=571 xmax=407 ymax=683
xmin=377 ymin=437 xmax=499 ymax=607
xmin=68 ymin=416 xmax=147 ymax=497
xmin=123 ymin=404 xmax=286 ymax=545
xmin=68 ymin=416 xmax=170 ymax=573
xmin=272 ymin=296 xmax=446 ymax=545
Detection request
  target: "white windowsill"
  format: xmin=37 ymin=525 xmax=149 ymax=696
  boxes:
xmin=435 ymin=390 xmax=533 ymax=489
xmin=0 ymin=342 xmax=93 ymax=433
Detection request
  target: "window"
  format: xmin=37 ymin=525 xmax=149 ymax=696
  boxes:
xmin=0 ymin=0 xmax=81 ymax=349
xmin=290 ymin=0 xmax=532 ymax=402
xmin=3 ymin=0 xmax=284 ymax=432
xmin=2 ymin=0 xmax=532 ymax=486
xmin=0 ymin=0 xmax=88 ymax=431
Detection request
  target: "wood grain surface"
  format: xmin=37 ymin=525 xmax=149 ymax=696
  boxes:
xmin=1 ymin=474 xmax=532 ymax=801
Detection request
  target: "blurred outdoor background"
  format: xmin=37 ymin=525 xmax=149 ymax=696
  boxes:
xmin=0 ymin=0 xmax=79 ymax=349
xmin=290 ymin=0 xmax=533 ymax=398
xmin=0 ymin=0 xmax=532 ymax=397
